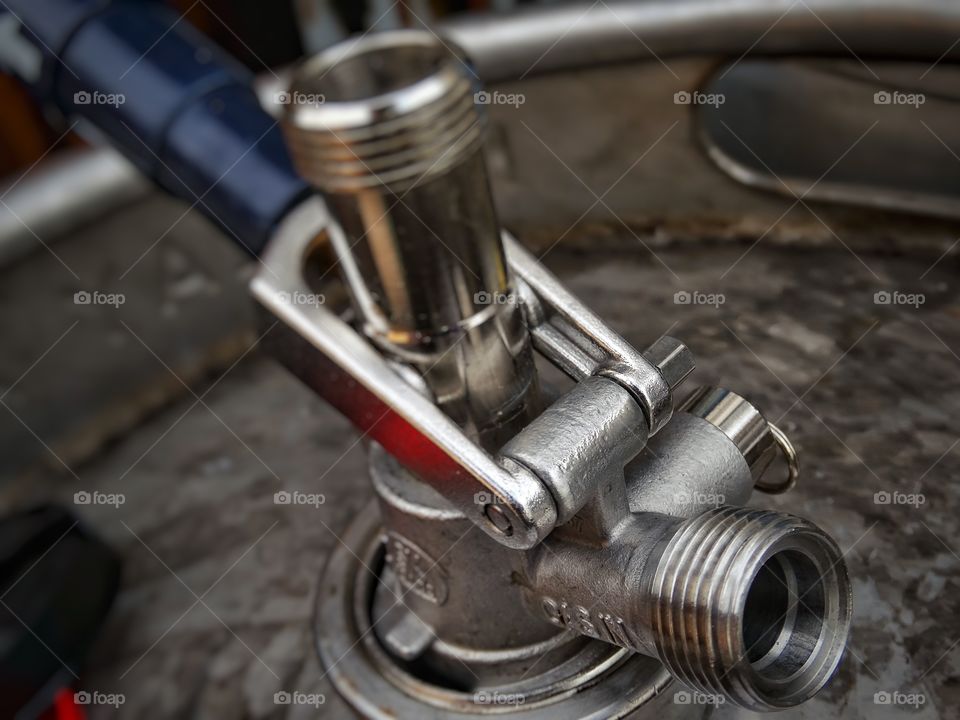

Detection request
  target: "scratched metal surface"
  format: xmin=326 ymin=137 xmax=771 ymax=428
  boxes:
xmin=3 ymin=58 xmax=959 ymax=720
xmin=1 ymin=233 xmax=951 ymax=719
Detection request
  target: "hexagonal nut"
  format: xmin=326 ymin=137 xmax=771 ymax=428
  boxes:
xmin=643 ymin=336 xmax=695 ymax=391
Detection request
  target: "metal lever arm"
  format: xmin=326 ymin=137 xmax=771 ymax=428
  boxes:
xmin=252 ymin=200 xmax=690 ymax=549
xmin=507 ymin=236 xmax=687 ymax=435
xmin=253 ymin=200 xmax=557 ymax=550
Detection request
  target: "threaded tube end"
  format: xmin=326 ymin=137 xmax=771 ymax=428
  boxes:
xmin=649 ymin=506 xmax=851 ymax=711
xmin=281 ymin=31 xmax=484 ymax=193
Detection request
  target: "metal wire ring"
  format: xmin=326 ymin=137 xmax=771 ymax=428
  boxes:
xmin=755 ymin=423 xmax=800 ymax=494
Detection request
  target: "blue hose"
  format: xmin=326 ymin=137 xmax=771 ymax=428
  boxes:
xmin=2 ymin=0 xmax=309 ymax=255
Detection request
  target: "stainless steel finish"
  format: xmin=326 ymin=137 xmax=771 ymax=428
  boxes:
xmin=0 ymin=147 xmax=149 ymax=268
xmin=250 ymin=195 xmax=690 ymax=549
xmin=282 ymin=31 xmax=483 ymax=192
xmin=369 ymin=444 xmax=577 ymax=687
xmin=682 ymin=386 xmax=776 ymax=482
xmin=508 ymin=236 xmax=677 ymax=435
xmin=260 ymin=33 xmax=692 ymax=548
xmin=442 ymin=0 xmax=960 ymax=83
xmin=260 ymin=29 xmax=853 ymax=720
xmin=251 ymin=197 xmax=557 ymax=550
xmin=527 ymin=398 xmax=852 ymax=712
xmin=281 ymin=31 xmax=539 ymax=451
xmin=643 ymin=336 xmax=697 ymax=393
xmin=699 ymin=59 xmax=960 ymax=221
xmin=315 ymin=495 xmax=706 ymax=719
xmin=649 ymin=506 xmax=851 ymax=711
xmin=759 ymin=422 xmax=801 ymax=494
xmin=501 ymin=376 xmax=648 ymax=525
xmin=625 ymin=411 xmax=756 ymax=519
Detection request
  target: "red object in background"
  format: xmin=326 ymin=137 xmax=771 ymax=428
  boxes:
xmin=38 ymin=689 xmax=86 ymax=720
xmin=0 ymin=75 xmax=83 ymax=178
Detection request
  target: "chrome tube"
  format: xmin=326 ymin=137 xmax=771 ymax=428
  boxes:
xmin=280 ymin=31 xmax=539 ymax=449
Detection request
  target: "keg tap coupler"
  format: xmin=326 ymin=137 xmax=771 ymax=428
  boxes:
xmin=252 ymin=30 xmax=852 ymax=719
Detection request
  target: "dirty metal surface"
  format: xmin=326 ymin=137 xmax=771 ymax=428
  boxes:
xmin=0 ymin=193 xmax=253 ymax=485
xmin=4 ymin=231 xmax=959 ymax=719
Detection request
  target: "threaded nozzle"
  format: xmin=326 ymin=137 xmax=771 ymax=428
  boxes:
xmin=648 ymin=506 xmax=851 ymax=711
xmin=281 ymin=31 xmax=483 ymax=193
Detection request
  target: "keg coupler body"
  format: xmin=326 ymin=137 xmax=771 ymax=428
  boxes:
xmin=251 ymin=30 xmax=852 ymax=719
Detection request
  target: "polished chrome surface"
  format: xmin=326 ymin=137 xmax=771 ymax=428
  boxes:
xmin=282 ymin=31 xmax=482 ymax=192
xmin=281 ymin=31 xmax=539 ymax=450
xmin=682 ymin=386 xmax=776 ymax=481
xmin=251 ymin=197 xmax=558 ymax=549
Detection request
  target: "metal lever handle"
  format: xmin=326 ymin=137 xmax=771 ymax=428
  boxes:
xmin=252 ymin=200 xmax=691 ymax=548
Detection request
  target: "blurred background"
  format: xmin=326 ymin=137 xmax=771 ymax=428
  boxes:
xmin=0 ymin=0 xmax=547 ymax=181
xmin=0 ymin=1 xmax=958 ymax=718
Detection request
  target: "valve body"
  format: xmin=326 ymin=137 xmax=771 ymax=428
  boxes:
xmin=264 ymin=29 xmax=853 ymax=719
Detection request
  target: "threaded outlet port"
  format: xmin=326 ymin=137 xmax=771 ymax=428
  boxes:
xmin=648 ymin=506 xmax=851 ymax=711
xmin=281 ymin=31 xmax=483 ymax=193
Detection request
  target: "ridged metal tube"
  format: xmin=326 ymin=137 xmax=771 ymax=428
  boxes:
xmin=528 ymin=392 xmax=851 ymax=711
xmin=281 ymin=31 xmax=538 ymax=449
xmin=648 ymin=506 xmax=851 ymax=711
xmin=280 ymin=34 xmax=484 ymax=191
xmin=529 ymin=506 xmax=851 ymax=711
